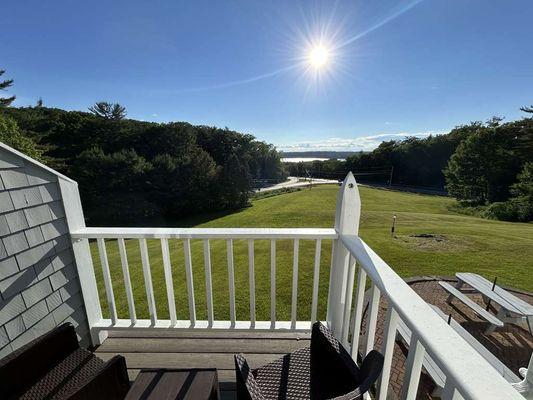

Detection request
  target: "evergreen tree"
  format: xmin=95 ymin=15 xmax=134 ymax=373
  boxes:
xmin=520 ymin=105 xmax=533 ymax=115
xmin=0 ymin=69 xmax=16 ymax=107
xmin=89 ymin=101 xmax=127 ymax=120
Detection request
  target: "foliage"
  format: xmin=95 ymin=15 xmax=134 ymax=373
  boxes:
xmin=520 ymin=105 xmax=533 ymax=115
xmin=0 ymin=69 xmax=15 ymax=107
xmin=71 ymin=147 xmax=158 ymax=223
xmin=89 ymin=101 xmax=127 ymax=120
xmin=1 ymin=106 xmax=287 ymax=225
xmin=444 ymin=119 xmax=532 ymax=206
xmin=485 ymin=162 xmax=533 ymax=222
xmin=483 ymin=201 xmax=520 ymax=221
xmin=253 ymin=186 xmax=303 ymax=200
xmin=0 ymin=114 xmax=44 ymax=161
xmin=289 ymin=126 xmax=474 ymax=187
xmin=284 ymin=113 xmax=532 ymax=221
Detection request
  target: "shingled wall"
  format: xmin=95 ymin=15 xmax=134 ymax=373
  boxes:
xmin=0 ymin=144 xmax=90 ymax=358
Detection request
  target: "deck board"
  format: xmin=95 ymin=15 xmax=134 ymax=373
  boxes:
xmin=95 ymin=331 xmax=310 ymax=399
xmin=98 ymin=337 xmax=309 ymax=354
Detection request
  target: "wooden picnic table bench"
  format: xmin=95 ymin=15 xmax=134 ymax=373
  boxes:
xmin=439 ymin=281 xmax=504 ymax=332
xmin=455 ymin=273 xmax=533 ymax=334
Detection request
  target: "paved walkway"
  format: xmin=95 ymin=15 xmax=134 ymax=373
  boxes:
xmin=255 ymin=176 xmax=338 ymax=192
xmin=358 ymin=278 xmax=533 ymax=399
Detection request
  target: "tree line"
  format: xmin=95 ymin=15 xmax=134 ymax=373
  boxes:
xmin=0 ymin=71 xmax=286 ymax=225
xmin=285 ymin=111 xmax=533 ymax=221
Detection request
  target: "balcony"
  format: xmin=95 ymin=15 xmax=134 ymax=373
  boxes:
xmin=0 ymin=143 xmax=525 ymax=399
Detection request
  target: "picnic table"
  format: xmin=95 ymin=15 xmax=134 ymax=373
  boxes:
xmin=439 ymin=281 xmax=503 ymax=333
xmin=454 ymin=273 xmax=533 ymax=334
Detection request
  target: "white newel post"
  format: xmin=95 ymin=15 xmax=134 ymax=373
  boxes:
xmin=59 ymin=177 xmax=106 ymax=345
xmin=326 ymin=172 xmax=361 ymax=337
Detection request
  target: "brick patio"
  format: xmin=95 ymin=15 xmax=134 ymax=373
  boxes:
xmin=358 ymin=277 xmax=533 ymax=399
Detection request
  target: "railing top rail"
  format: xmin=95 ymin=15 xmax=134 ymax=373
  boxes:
xmin=340 ymin=233 xmax=522 ymax=400
xmin=71 ymin=227 xmax=338 ymax=240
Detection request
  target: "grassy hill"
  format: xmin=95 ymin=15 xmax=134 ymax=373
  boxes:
xmin=90 ymin=184 xmax=533 ymax=322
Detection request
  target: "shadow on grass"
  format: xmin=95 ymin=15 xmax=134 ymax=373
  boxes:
xmin=88 ymin=206 xmax=251 ymax=228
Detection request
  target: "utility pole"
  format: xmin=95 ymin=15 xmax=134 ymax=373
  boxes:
xmin=389 ymin=166 xmax=394 ymax=187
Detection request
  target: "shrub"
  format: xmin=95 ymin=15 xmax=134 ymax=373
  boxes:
xmin=483 ymin=198 xmax=533 ymax=222
xmin=483 ymin=201 xmax=518 ymax=221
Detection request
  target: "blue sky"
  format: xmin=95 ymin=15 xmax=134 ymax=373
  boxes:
xmin=2 ymin=0 xmax=532 ymax=151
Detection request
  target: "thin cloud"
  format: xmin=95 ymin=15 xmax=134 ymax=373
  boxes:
xmin=277 ymin=131 xmax=445 ymax=152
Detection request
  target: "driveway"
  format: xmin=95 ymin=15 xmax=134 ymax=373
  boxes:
xmin=255 ymin=176 xmax=338 ymax=192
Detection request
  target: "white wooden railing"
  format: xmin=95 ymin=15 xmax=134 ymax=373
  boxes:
xmin=71 ymin=228 xmax=336 ymax=332
xmin=67 ymin=173 xmax=522 ymax=400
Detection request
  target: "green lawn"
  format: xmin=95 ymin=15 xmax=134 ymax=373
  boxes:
xmin=90 ymin=185 xmax=533 ymax=322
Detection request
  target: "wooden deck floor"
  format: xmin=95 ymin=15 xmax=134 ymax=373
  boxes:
xmin=95 ymin=330 xmax=311 ymax=399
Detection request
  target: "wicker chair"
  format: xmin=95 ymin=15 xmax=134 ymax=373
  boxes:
xmin=234 ymin=322 xmax=383 ymax=400
xmin=0 ymin=323 xmax=130 ymax=400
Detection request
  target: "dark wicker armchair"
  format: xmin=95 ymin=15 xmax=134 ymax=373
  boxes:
xmin=234 ymin=322 xmax=383 ymax=400
xmin=0 ymin=323 xmax=130 ymax=400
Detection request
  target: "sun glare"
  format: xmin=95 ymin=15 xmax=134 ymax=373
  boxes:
xmin=308 ymin=45 xmax=330 ymax=68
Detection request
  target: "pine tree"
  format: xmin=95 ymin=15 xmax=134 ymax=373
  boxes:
xmin=36 ymin=97 xmax=43 ymax=107
xmin=520 ymin=105 xmax=533 ymax=114
xmin=0 ymin=69 xmax=16 ymax=107
xmin=89 ymin=101 xmax=127 ymax=120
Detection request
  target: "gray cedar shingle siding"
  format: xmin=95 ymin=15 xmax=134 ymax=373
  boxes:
xmin=0 ymin=146 xmax=90 ymax=355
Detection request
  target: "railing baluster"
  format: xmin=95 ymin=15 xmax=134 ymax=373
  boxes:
xmin=310 ymin=239 xmax=322 ymax=323
xmin=350 ymin=266 xmax=367 ymax=359
xmin=400 ymin=334 xmax=425 ymax=400
xmin=442 ymin=379 xmax=462 ymax=400
xmin=117 ymin=238 xmax=136 ymax=325
xmin=270 ymin=239 xmax=276 ymax=328
xmin=377 ymin=306 xmax=399 ymax=400
xmin=183 ymin=239 xmax=196 ymax=325
xmin=160 ymin=238 xmax=177 ymax=326
xmin=291 ymin=239 xmax=299 ymax=330
xmin=227 ymin=239 xmax=236 ymax=326
xmin=341 ymin=254 xmax=356 ymax=344
xmin=248 ymin=239 xmax=256 ymax=327
xmin=203 ymin=239 xmax=214 ymax=326
xmin=97 ymin=238 xmax=117 ymax=324
xmin=139 ymin=238 xmax=157 ymax=325
xmin=364 ymin=283 xmax=381 ymax=356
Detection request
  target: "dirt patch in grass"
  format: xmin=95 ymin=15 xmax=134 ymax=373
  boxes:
xmin=395 ymin=233 xmax=471 ymax=252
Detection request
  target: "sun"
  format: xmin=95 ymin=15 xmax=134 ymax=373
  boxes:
xmin=308 ymin=45 xmax=330 ymax=68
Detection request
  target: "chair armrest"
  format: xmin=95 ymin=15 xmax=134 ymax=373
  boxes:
xmin=234 ymin=354 xmax=265 ymax=400
xmin=0 ymin=323 xmax=79 ymax=398
xmin=69 ymin=355 xmax=131 ymax=400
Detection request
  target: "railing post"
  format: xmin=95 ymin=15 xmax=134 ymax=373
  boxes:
xmin=326 ymin=172 xmax=360 ymax=337
xmin=58 ymin=177 xmax=106 ymax=345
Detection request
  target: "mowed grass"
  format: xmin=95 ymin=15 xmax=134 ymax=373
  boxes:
xmin=90 ymin=185 xmax=533 ymax=322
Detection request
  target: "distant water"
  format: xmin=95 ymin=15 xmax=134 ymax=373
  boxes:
xmin=281 ymin=157 xmax=345 ymax=163
xmin=281 ymin=157 xmax=329 ymax=162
